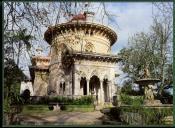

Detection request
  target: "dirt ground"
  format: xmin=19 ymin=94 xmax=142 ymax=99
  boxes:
xmin=18 ymin=111 xmax=104 ymax=125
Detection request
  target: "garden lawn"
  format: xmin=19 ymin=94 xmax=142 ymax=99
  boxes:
xmin=21 ymin=105 xmax=51 ymax=116
xmin=64 ymin=105 xmax=94 ymax=112
xmin=21 ymin=104 xmax=94 ymax=116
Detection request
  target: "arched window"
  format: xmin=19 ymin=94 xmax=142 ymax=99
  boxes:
xmin=63 ymin=82 xmax=65 ymax=94
xmin=80 ymin=77 xmax=87 ymax=95
xmin=59 ymin=83 xmax=62 ymax=94
xmin=59 ymin=82 xmax=65 ymax=95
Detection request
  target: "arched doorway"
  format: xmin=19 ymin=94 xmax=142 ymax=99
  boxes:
xmin=103 ymin=79 xmax=109 ymax=102
xmin=21 ymin=89 xmax=30 ymax=103
xmin=80 ymin=77 xmax=87 ymax=95
xmin=89 ymin=75 xmax=100 ymax=102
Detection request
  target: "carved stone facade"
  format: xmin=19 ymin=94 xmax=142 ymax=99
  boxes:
xmin=29 ymin=14 xmax=120 ymax=105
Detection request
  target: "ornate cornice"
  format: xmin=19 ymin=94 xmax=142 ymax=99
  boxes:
xmin=32 ymin=56 xmax=50 ymax=61
xmin=29 ymin=65 xmax=49 ymax=71
xmin=66 ymin=51 xmax=121 ymax=63
xmin=31 ymin=56 xmax=50 ymax=66
xmin=44 ymin=21 xmax=117 ymax=46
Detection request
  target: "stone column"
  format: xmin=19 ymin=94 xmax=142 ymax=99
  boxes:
xmin=56 ymin=80 xmax=59 ymax=94
xmin=107 ymin=81 xmax=112 ymax=102
xmin=110 ymin=81 xmax=113 ymax=102
xmin=100 ymin=80 xmax=103 ymax=104
xmin=87 ymin=79 xmax=89 ymax=95
xmin=110 ymin=81 xmax=114 ymax=102
xmin=69 ymin=80 xmax=72 ymax=95
xmin=74 ymin=77 xmax=80 ymax=96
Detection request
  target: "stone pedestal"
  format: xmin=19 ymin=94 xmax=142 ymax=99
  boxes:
xmin=53 ymin=104 xmax=60 ymax=111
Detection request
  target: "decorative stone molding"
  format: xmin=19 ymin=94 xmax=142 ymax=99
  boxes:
xmin=44 ymin=22 xmax=117 ymax=46
xmin=29 ymin=13 xmax=120 ymax=104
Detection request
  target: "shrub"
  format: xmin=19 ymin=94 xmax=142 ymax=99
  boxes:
xmin=120 ymin=93 xmax=132 ymax=105
xmin=37 ymin=96 xmax=48 ymax=104
xmin=120 ymin=93 xmax=143 ymax=106
xmin=119 ymin=106 xmax=173 ymax=125
xmin=121 ymin=84 xmax=132 ymax=94
xmin=27 ymin=95 xmax=94 ymax=105
xmin=3 ymin=98 xmax=10 ymax=113
xmin=72 ymin=96 xmax=94 ymax=105
xmin=60 ymin=105 xmax=67 ymax=110
xmin=140 ymin=107 xmax=172 ymax=125
xmin=110 ymin=107 xmax=122 ymax=121
xmin=29 ymin=96 xmax=49 ymax=105
xmin=48 ymin=105 xmax=54 ymax=110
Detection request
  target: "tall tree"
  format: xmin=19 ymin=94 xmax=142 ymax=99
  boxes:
xmin=148 ymin=2 xmax=172 ymax=94
xmin=118 ymin=3 xmax=173 ymax=96
xmin=118 ymin=31 xmax=161 ymax=80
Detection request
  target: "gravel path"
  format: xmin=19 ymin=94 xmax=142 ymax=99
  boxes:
xmin=19 ymin=111 xmax=104 ymax=125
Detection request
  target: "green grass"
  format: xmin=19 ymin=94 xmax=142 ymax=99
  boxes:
xmin=21 ymin=104 xmax=94 ymax=116
xmin=21 ymin=105 xmax=50 ymax=115
xmin=64 ymin=105 xmax=94 ymax=112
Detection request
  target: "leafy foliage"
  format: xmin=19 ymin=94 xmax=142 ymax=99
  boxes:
xmin=12 ymin=28 xmax=34 ymax=51
xmin=140 ymin=107 xmax=172 ymax=125
xmin=29 ymin=95 xmax=94 ymax=105
xmin=118 ymin=31 xmax=162 ymax=80
xmin=111 ymin=106 xmax=173 ymax=125
xmin=4 ymin=59 xmax=26 ymax=114
xmin=121 ymin=84 xmax=132 ymax=94
xmin=118 ymin=18 xmax=173 ymax=97
xmin=4 ymin=59 xmax=25 ymax=87
xmin=120 ymin=93 xmax=144 ymax=106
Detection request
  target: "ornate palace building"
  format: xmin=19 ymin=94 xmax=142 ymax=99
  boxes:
xmin=29 ymin=12 xmax=121 ymax=105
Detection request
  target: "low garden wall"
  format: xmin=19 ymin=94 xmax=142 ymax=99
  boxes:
xmin=109 ymin=105 xmax=173 ymax=125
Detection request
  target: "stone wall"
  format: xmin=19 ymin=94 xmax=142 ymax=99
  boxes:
xmin=33 ymin=71 xmax=49 ymax=96
xmin=48 ymin=59 xmax=73 ymax=96
xmin=52 ymin=30 xmax=111 ymax=54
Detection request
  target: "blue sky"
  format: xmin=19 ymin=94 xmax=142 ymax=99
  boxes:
xmin=104 ymin=2 xmax=159 ymax=54
xmin=38 ymin=2 xmax=159 ymax=54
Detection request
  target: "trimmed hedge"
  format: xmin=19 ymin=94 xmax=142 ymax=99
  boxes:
xmin=29 ymin=95 xmax=94 ymax=105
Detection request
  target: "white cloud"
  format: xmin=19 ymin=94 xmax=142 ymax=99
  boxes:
xmin=102 ymin=2 xmax=160 ymax=54
xmin=96 ymin=2 xmax=160 ymax=87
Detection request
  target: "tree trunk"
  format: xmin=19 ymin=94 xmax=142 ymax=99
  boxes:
xmin=159 ymin=35 xmax=166 ymax=94
xmin=17 ymin=42 xmax=21 ymax=67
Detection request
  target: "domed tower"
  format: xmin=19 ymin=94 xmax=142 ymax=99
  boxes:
xmin=31 ymin=12 xmax=120 ymax=105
